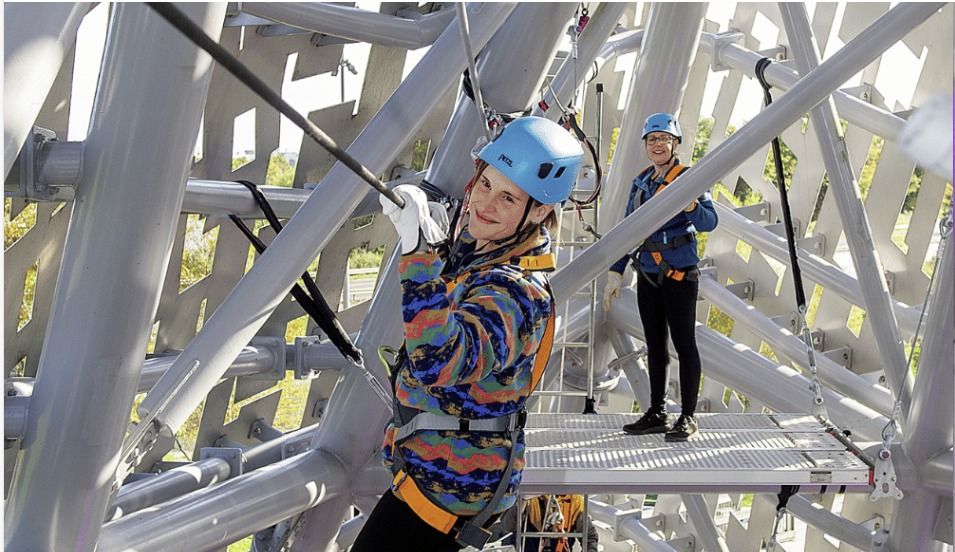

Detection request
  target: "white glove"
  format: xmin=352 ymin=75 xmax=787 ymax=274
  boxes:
xmin=603 ymin=271 xmax=623 ymax=311
xmin=380 ymin=185 xmax=448 ymax=254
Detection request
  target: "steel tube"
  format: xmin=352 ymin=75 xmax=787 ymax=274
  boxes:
xmin=97 ymin=450 xmax=348 ymax=552
xmin=4 ymin=5 xmax=226 ymax=550
xmin=588 ymin=500 xmax=679 ymax=552
xmin=138 ymin=345 xmax=275 ymax=392
xmin=786 ymin=495 xmax=876 ymax=551
xmin=681 ymin=494 xmax=729 ymax=552
xmin=921 ymin=449 xmax=955 ymax=495
xmin=3 ymin=2 xmax=90 ymax=177
xmin=136 ymin=3 xmax=516 ymax=438
xmin=780 ymin=1 xmax=913 ymax=422
xmin=892 ymin=235 xmax=954 ymax=550
xmin=699 ymin=275 xmax=894 ymax=416
xmin=241 ymin=2 xmax=455 ymax=49
xmin=182 ymin=179 xmax=312 ymax=218
xmin=716 ymin=203 xmax=922 ymax=336
xmin=608 ymin=288 xmax=889 ymax=441
xmin=106 ymin=457 xmax=231 ymax=521
xmin=551 ymin=2 xmax=944 ymax=304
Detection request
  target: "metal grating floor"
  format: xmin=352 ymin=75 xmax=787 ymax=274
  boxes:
xmin=520 ymin=413 xmax=873 ymax=494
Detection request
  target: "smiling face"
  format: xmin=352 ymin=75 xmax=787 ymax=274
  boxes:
xmin=467 ymin=164 xmax=553 ymax=246
xmin=645 ymin=131 xmax=677 ymax=167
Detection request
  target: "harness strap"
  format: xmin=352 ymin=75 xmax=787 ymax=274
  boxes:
xmin=393 ymin=410 xmax=526 ymax=442
xmin=632 ymin=164 xmax=698 ymax=286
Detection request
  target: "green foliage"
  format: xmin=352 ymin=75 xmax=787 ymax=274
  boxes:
xmin=411 ymin=139 xmax=431 ymax=172
xmin=4 ymin=199 xmax=36 ymax=249
xmin=265 ymin=153 xmax=295 ymax=187
xmin=606 ymin=127 xmax=621 ymax=166
xmin=232 ymin=156 xmax=248 ymax=171
xmin=349 ymin=244 xmax=385 ymax=269
xmin=691 ymin=118 xmax=713 ymax=164
xmin=179 ymin=214 xmax=219 ymax=292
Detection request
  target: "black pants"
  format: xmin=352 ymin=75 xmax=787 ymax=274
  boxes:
xmin=352 ymin=489 xmax=462 ymax=552
xmin=637 ymin=271 xmax=701 ymax=415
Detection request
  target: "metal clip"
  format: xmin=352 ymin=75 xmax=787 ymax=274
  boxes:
xmin=870 ymin=448 xmax=904 ymax=501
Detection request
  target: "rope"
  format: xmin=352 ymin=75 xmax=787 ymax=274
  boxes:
xmin=455 ymin=3 xmax=493 ymax=142
xmin=145 ymin=3 xmax=405 ymax=209
xmin=754 ymin=57 xmax=828 ymax=421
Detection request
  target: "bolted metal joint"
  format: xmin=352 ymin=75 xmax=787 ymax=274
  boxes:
xmin=199 ymin=447 xmax=245 ymax=479
xmin=7 ymin=127 xmax=83 ymax=202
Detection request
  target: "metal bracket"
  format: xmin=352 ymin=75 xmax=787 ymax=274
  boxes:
xmin=765 ymin=218 xmax=802 ymax=239
xmin=293 ymin=335 xmax=323 ymax=379
xmin=735 ymin=201 xmax=771 ymax=222
xmin=869 ymin=450 xmax=904 ymax=501
xmin=248 ymin=418 xmax=283 ymax=442
xmin=665 ymin=535 xmax=696 ymax=551
xmin=842 ymin=83 xmax=877 ymax=104
xmin=822 ymin=345 xmax=853 ymax=369
xmin=7 ymin=127 xmax=81 ymax=202
xmin=199 ymin=446 xmax=245 ymax=479
xmin=281 ymin=433 xmax=313 ymax=460
xmin=883 ymin=270 xmax=896 ymax=295
xmin=772 ymin=312 xmax=799 ymax=334
xmin=610 ymin=508 xmax=644 ymax=541
xmin=709 ymin=31 xmax=745 ymax=72
xmin=757 ymin=45 xmax=788 ymax=61
xmin=725 ymin=280 xmax=756 ymax=301
xmin=248 ymin=336 xmax=287 ymax=380
xmin=797 ymin=233 xmax=827 ymax=256
xmin=810 ymin=329 xmax=826 ymax=351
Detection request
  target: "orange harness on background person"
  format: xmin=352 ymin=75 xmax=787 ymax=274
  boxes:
xmin=386 ymin=252 xmax=558 ymax=548
xmin=632 ymin=163 xmax=699 ymax=287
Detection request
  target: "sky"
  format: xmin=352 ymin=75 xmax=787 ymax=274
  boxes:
xmin=67 ymin=2 xmax=927 ymax=157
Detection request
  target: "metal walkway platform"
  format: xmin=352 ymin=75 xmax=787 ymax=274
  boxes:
xmin=520 ymin=413 xmax=874 ymax=494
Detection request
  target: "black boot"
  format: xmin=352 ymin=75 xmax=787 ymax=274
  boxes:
xmin=623 ymin=406 xmax=669 ymax=435
xmin=665 ymin=413 xmax=698 ymax=442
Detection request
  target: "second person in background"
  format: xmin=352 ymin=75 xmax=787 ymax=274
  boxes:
xmin=603 ymin=113 xmax=718 ymax=442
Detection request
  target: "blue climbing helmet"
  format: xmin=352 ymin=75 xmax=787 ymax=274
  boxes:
xmin=642 ymin=112 xmax=682 ymax=143
xmin=478 ymin=116 xmax=584 ymax=204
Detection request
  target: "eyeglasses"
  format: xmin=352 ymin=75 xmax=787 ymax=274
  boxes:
xmin=646 ymin=135 xmax=676 ymax=145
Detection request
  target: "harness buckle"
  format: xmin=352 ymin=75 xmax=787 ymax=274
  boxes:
xmin=459 ymin=419 xmax=470 ymax=432
xmin=456 ymin=520 xmax=495 ymax=549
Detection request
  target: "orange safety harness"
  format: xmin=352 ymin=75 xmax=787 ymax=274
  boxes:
xmin=382 ymin=253 xmax=557 ymax=549
xmin=631 ymin=163 xmax=700 ymax=287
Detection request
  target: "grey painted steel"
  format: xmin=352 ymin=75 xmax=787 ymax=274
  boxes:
xmin=589 ymin=500 xmax=679 ymax=552
xmin=136 ymin=3 xmax=515 ymax=439
xmin=922 ymin=449 xmax=955 ymax=495
xmin=892 ymin=235 xmax=954 ymax=551
xmin=138 ymin=345 xmax=275 ymax=392
xmin=716 ymin=203 xmax=922 ymax=336
xmin=3 ymin=396 xmax=29 ymax=440
xmin=532 ymin=2 xmax=629 ymax=120
xmin=786 ymin=495 xmax=876 ymax=551
xmin=697 ymin=33 xmax=907 ymax=142
xmin=425 ymin=3 xmax=578 ymax=199
xmin=182 ymin=179 xmax=312 ymax=218
xmin=681 ymin=494 xmax=728 ymax=552
xmin=550 ymin=3 xmax=943 ymax=305
xmin=97 ymin=449 xmax=348 ymax=552
xmin=4 ymin=4 xmax=226 ymax=551
xmin=106 ymin=457 xmax=231 ymax=521
xmin=780 ymin=2 xmax=912 ymax=422
xmin=699 ymin=275 xmax=894 ymax=415
xmin=241 ymin=2 xmax=454 ymax=49
xmin=3 ymin=2 xmax=90 ymax=177
xmin=608 ymin=288 xmax=889 ymax=441
xmin=597 ymin=3 xmax=707 ymax=234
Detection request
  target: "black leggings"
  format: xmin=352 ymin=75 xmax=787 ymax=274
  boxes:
xmin=352 ymin=489 xmax=462 ymax=552
xmin=637 ymin=272 xmax=701 ymax=415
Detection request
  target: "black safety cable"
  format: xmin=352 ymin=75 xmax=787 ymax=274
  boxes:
xmin=146 ymin=3 xmax=405 ymax=210
xmin=229 ymin=180 xmax=361 ymax=364
xmin=755 ymin=57 xmax=827 ymax=417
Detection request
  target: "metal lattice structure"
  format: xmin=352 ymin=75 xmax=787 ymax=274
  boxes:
xmin=4 ymin=3 xmax=953 ymax=551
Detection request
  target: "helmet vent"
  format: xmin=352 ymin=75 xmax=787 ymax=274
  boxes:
xmin=554 ymin=166 xmax=566 ymax=179
xmin=537 ymin=162 xmax=553 ymax=179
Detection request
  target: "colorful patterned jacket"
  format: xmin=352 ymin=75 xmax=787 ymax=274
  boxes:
xmin=381 ymin=227 xmax=554 ymax=517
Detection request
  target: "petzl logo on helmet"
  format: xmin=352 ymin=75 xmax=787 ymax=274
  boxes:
xmin=497 ymin=154 xmax=513 ymax=167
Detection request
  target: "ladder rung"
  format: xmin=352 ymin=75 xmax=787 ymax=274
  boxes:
xmin=563 ymin=342 xmax=590 ymax=348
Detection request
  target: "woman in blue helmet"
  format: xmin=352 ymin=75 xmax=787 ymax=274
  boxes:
xmin=603 ymin=113 xmax=718 ymax=442
xmin=352 ymin=116 xmax=583 ymax=552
